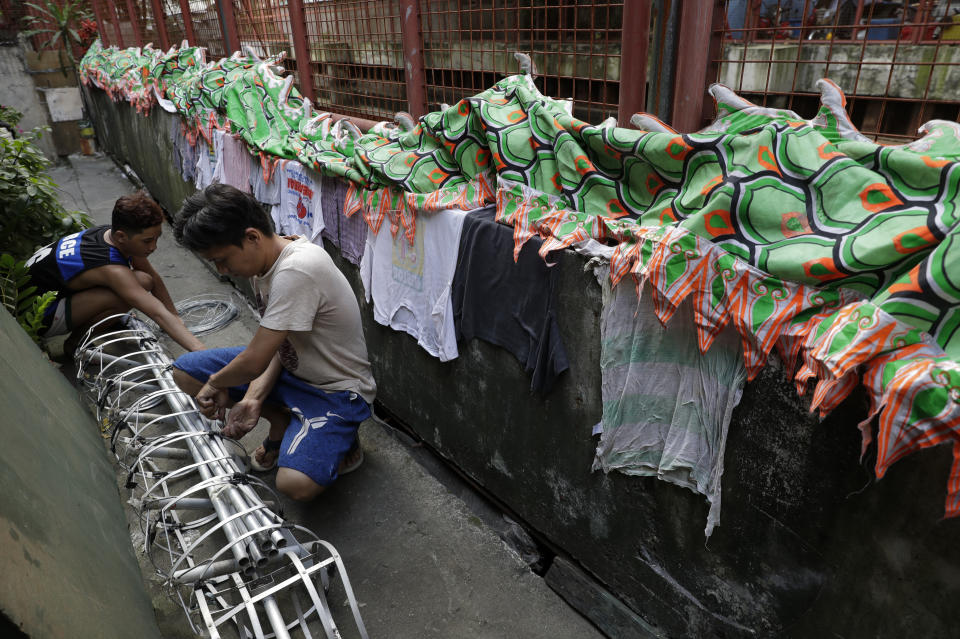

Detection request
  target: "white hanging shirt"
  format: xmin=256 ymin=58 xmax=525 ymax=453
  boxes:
xmin=360 ymin=206 xmax=479 ymax=362
xmin=276 ymin=160 xmax=325 ymax=241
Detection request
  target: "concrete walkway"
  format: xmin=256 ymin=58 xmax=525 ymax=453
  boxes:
xmin=48 ymin=154 xmax=604 ymax=639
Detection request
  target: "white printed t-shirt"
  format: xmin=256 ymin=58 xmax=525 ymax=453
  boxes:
xmin=360 ymin=207 xmax=472 ymax=362
xmin=275 ymin=160 xmax=325 ymax=241
xmin=255 ymin=237 xmax=376 ymax=403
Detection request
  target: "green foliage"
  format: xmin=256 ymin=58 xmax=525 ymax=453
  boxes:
xmin=0 ymin=253 xmax=56 ymax=346
xmin=0 ymin=105 xmax=91 ymax=260
xmin=22 ymin=0 xmax=92 ymax=74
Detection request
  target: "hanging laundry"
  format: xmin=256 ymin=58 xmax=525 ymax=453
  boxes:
xmin=360 ymin=207 xmax=474 ymax=362
xmin=251 ymin=155 xmax=282 ymax=207
xmin=319 ymin=174 xmax=342 ymax=248
xmin=194 ymin=132 xmax=219 ymax=190
xmin=213 ymin=132 xmax=254 ymax=193
xmin=592 ymin=274 xmax=746 ymax=538
xmin=172 ymin=120 xmax=197 ymax=184
xmin=320 ymin=175 xmax=365 ymax=265
xmin=451 ymin=208 xmax=569 ymax=393
xmin=275 ymin=160 xmax=325 ymax=241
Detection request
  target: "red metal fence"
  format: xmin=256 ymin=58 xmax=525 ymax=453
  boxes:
xmin=295 ymin=0 xmax=405 ymax=120
xmin=86 ymin=0 xmax=650 ymax=125
xmin=710 ymin=0 xmax=960 ymax=141
xmin=64 ymin=0 xmax=960 ymax=137
xmin=417 ymin=0 xmax=633 ymax=123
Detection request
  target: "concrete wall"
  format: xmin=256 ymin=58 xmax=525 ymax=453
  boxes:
xmin=85 ymin=86 xmax=960 ymax=638
xmin=22 ymin=47 xmax=85 ymax=157
xmin=719 ymin=42 xmax=960 ymax=102
xmin=0 ymin=309 xmax=163 ymax=639
xmin=0 ymin=43 xmax=57 ymax=158
xmin=0 ymin=40 xmax=86 ymax=158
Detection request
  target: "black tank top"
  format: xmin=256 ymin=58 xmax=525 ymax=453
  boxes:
xmin=26 ymin=225 xmax=131 ymax=298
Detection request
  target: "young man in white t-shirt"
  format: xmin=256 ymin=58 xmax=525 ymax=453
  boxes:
xmin=171 ymin=184 xmax=376 ymax=501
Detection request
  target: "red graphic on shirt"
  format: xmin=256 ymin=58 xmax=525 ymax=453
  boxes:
xmin=279 ymin=339 xmax=299 ymax=371
xmin=296 ymin=196 xmax=307 ymax=219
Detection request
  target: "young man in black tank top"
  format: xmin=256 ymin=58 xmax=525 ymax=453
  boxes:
xmin=26 ymin=191 xmax=206 ymax=355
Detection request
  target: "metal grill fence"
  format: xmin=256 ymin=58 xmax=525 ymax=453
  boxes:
xmin=301 ymin=0 xmax=407 ymax=120
xmin=232 ymin=0 xmax=290 ymax=60
xmin=56 ymin=0 xmax=960 ymax=138
xmin=159 ymin=0 xmax=186 ymax=46
xmin=711 ymin=0 xmax=960 ymax=142
xmin=419 ymin=1 xmax=626 ymax=123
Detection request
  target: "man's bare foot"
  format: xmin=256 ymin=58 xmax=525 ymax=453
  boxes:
xmin=250 ymin=438 xmax=282 ymax=472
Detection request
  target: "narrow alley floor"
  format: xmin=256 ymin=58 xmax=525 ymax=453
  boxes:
xmin=47 ymin=153 xmax=604 ymax=639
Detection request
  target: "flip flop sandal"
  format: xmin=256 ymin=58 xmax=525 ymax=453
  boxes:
xmin=339 ymin=442 xmax=364 ymax=476
xmin=250 ymin=437 xmax=282 ymax=472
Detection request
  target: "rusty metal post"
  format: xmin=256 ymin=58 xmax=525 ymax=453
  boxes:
xmin=851 ymin=0 xmax=865 ymax=40
xmin=286 ymin=0 xmax=316 ymax=103
xmin=618 ymin=0 xmax=652 ymax=126
xmin=109 ymin=0 xmax=125 ymax=48
xmin=124 ymin=0 xmax=143 ymax=46
xmin=399 ymin=0 xmax=427 ymax=119
xmin=177 ymin=0 xmax=196 ymax=44
xmin=90 ymin=0 xmax=111 ymax=46
xmin=149 ymin=0 xmax=171 ymax=50
xmin=911 ymin=0 xmax=932 ymax=44
xmin=671 ymin=0 xmax=717 ymax=132
xmin=217 ymin=0 xmax=241 ymax=54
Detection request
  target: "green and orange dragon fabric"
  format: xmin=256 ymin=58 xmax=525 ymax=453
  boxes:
xmin=80 ymin=40 xmax=960 ymax=517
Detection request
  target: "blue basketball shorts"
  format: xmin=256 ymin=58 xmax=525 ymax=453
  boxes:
xmin=173 ymin=347 xmax=371 ymax=486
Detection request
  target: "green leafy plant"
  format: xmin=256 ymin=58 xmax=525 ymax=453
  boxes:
xmin=22 ymin=0 xmax=92 ymax=76
xmin=0 ymin=253 xmax=56 ymax=345
xmin=0 ymin=105 xmax=91 ymax=260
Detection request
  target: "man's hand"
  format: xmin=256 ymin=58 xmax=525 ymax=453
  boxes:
xmin=222 ymin=398 xmax=263 ymax=439
xmin=197 ymin=382 xmax=229 ymax=420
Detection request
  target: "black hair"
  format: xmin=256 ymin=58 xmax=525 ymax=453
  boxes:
xmin=174 ymin=184 xmax=274 ymax=251
xmin=112 ymin=191 xmax=164 ymax=235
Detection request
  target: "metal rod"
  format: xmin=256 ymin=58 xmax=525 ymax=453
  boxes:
xmin=173 ymin=557 xmax=242 ymax=583
xmin=618 ymin=0 xmax=651 ymax=126
xmin=217 ymin=0 xmax=241 ymax=54
xmin=91 ymin=0 xmax=111 ymax=47
xmin=399 ymin=0 xmax=427 ymax=118
xmin=146 ymin=497 xmax=217 ymax=510
xmin=286 ymin=0 xmax=315 ymax=103
xmin=110 ymin=0 xmax=125 ymax=48
xmin=130 ymin=340 xmax=283 ymax=565
xmin=149 ymin=0 xmax=171 ymax=50
xmin=671 ymin=0 xmax=717 ymax=132
xmin=262 ymin=596 xmax=293 ymax=639
xmin=123 ymin=0 xmax=142 ymax=47
xmin=138 ymin=445 xmax=191 ymax=460
xmin=177 ymin=0 xmax=196 ymax=44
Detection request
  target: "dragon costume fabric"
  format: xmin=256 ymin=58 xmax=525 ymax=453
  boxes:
xmin=80 ymin=40 xmax=960 ymax=518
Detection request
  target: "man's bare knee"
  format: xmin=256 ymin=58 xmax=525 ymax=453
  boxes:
xmin=276 ymin=468 xmax=326 ymax=502
xmin=134 ymin=270 xmax=155 ymax=291
xmin=172 ymin=368 xmax=204 ymax=396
